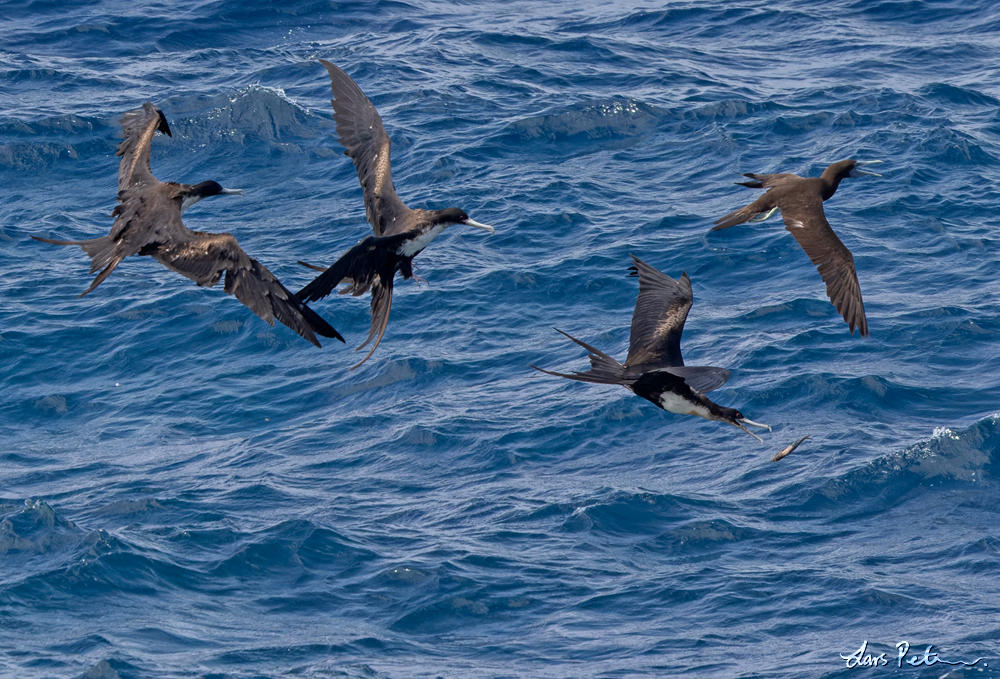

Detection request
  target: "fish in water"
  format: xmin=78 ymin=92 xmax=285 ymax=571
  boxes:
xmin=771 ymin=435 xmax=812 ymax=462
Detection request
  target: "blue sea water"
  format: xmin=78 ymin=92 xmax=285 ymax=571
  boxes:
xmin=3 ymin=0 xmax=1000 ymax=676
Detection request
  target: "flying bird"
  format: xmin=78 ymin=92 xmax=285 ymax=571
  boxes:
xmin=531 ymin=255 xmax=770 ymax=442
xmin=711 ymin=159 xmax=881 ymax=337
xmin=31 ymin=102 xmax=342 ymax=347
xmin=296 ymin=60 xmax=494 ymax=369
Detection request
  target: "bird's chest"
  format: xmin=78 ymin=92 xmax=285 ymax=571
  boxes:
xmin=396 ymin=224 xmax=448 ymax=257
xmin=655 ymin=391 xmax=711 ymax=419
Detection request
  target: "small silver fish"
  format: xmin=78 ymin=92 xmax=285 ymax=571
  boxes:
xmin=771 ymin=435 xmax=811 ymax=462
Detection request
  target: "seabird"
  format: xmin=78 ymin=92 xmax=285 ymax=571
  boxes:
xmin=711 ymin=159 xmax=881 ymax=337
xmin=32 ymin=102 xmax=342 ymax=347
xmin=296 ymin=60 xmax=494 ymax=369
xmin=531 ymin=255 xmax=771 ymax=442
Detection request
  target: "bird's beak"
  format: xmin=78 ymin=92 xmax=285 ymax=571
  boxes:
xmin=741 ymin=416 xmax=772 ymax=431
xmin=731 ymin=416 xmax=771 ymax=443
xmin=462 ymin=217 xmax=495 ymax=235
xmin=850 ymin=160 xmax=883 ymax=177
xmin=732 ymin=421 xmax=764 ymax=443
xmin=221 ymin=187 xmax=245 ymax=196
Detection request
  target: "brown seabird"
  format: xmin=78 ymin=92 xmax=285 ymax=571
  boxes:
xmin=531 ymin=255 xmax=771 ymax=442
xmin=295 ymin=60 xmax=494 ymax=369
xmin=711 ymin=159 xmax=881 ymax=337
xmin=31 ymin=102 xmax=343 ymax=347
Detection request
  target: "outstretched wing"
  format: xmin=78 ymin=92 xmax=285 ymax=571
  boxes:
xmin=116 ymin=102 xmax=171 ymax=192
xmin=296 ymin=232 xmax=408 ymax=303
xmin=155 ymin=231 xmax=343 ymax=347
xmin=711 ymin=172 xmax=803 ymax=230
xmin=643 ymin=366 xmax=731 ymax=394
xmin=625 ymin=255 xmax=692 ymax=368
xmin=320 ymin=60 xmax=410 ymax=237
xmin=781 ymin=197 xmax=869 ymax=337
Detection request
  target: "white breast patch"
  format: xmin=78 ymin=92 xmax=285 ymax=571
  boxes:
xmin=397 ymin=223 xmax=449 ymax=256
xmin=657 ymin=391 xmax=712 ymax=420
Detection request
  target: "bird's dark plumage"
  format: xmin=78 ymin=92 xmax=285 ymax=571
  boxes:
xmin=298 ymin=60 xmax=494 ymax=369
xmin=531 ymin=255 xmax=768 ymax=441
xmin=32 ymin=102 xmax=342 ymax=347
xmin=712 ymin=158 xmax=877 ymax=337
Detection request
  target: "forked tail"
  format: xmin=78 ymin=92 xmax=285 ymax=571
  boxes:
xmin=31 ymin=234 xmax=125 ymax=296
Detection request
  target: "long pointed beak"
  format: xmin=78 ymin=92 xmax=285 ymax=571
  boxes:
xmin=221 ymin=188 xmax=245 ymax=196
xmin=462 ymin=218 xmax=494 ymax=235
xmin=732 ymin=421 xmax=764 ymax=443
xmin=740 ymin=417 xmax=772 ymax=431
xmin=850 ymin=160 xmax=883 ymax=177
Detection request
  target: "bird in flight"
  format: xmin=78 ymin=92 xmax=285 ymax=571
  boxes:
xmin=32 ymin=102 xmax=342 ymax=347
xmin=532 ymin=255 xmax=770 ymax=442
xmin=296 ymin=60 xmax=494 ymax=369
xmin=711 ymin=158 xmax=881 ymax=337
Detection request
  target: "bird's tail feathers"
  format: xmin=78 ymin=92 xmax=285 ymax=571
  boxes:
xmin=349 ymin=277 xmax=393 ymax=370
xmin=32 ymin=234 xmax=127 ymax=295
xmin=533 ymin=329 xmax=627 ymax=385
xmin=737 ymin=173 xmax=765 ymax=189
xmin=296 ymin=260 xmax=328 ymax=273
xmin=296 ymin=235 xmax=396 ymax=303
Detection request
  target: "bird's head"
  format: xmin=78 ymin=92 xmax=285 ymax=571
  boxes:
xmin=434 ymin=207 xmax=495 ymax=235
xmin=180 ymin=181 xmax=245 ymax=213
xmin=719 ymin=406 xmax=771 ymax=443
xmin=826 ymin=159 xmax=883 ymax=182
xmin=820 ymin=159 xmax=881 ymax=199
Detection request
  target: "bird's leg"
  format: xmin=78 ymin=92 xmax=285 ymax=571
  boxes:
xmin=410 ymin=261 xmax=428 ymax=286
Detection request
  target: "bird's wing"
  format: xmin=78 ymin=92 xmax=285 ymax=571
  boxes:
xmin=155 ymin=231 xmax=343 ymax=346
xmin=296 ymin=232 xmax=409 ymax=303
xmin=116 ymin=102 xmax=171 ymax=193
xmin=645 ymin=366 xmax=731 ymax=393
xmin=624 ymin=255 xmax=692 ymax=368
xmin=712 ymin=173 xmax=803 ymax=230
xmin=320 ymin=60 xmax=410 ymax=237
xmin=780 ymin=197 xmax=869 ymax=337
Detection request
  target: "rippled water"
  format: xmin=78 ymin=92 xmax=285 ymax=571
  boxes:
xmin=3 ymin=0 xmax=1000 ymax=677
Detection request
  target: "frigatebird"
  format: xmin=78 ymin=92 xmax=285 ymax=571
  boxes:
xmin=32 ymin=102 xmax=342 ymax=347
xmin=532 ymin=255 xmax=770 ymax=441
xmin=296 ymin=60 xmax=494 ymax=369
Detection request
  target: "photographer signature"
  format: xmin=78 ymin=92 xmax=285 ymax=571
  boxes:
xmin=841 ymin=640 xmax=986 ymax=669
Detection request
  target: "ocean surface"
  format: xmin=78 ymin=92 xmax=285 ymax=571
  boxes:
xmin=3 ymin=0 xmax=1000 ymax=677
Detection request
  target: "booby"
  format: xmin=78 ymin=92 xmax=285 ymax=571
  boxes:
xmin=31 ymin=102 xmax=343 ymax=347
xmin=296 ymin=60 xmax=494 ymax=369
xmin=711 ymin=159 xmax=881 ymax=337
xmin=531 ymin=255 xmax=770 ymax=442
